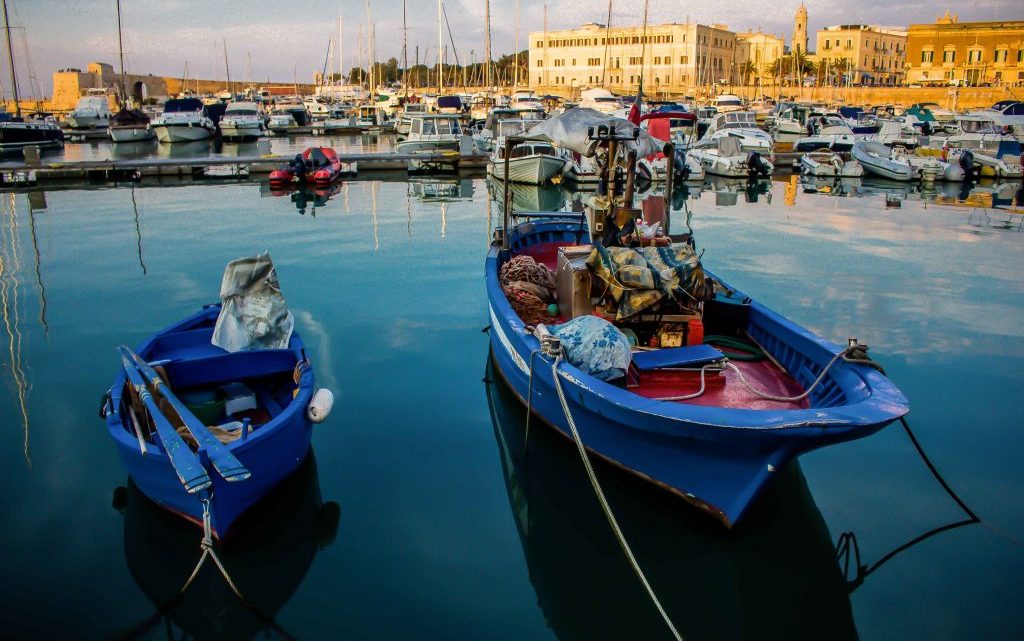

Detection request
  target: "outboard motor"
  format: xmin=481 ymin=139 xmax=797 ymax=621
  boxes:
xmin=289 ymin=154 xmax=307 ymax=181
xmin=748 ymin=152 xmax=771 ymax=178
xmin=958 ymin=149 xmax=975 ymax=182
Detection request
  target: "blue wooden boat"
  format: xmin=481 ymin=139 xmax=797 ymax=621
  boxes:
xmin=486 ymin=212 xmax=909 ymax=528
xmin=102 ymin=304 xmax=317 ymax=538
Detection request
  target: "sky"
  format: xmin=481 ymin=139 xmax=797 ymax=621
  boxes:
xmin=5 ymin=0 xmax=1022 ymax=97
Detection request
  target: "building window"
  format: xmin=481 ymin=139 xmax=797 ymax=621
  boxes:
xmin=571 ymin=59 xmax=576 ymax=66
xmin=922 ymin=50 xmax=934 ymax=63
xmin=679 ymin=55 xmax=688 ymax=64
xmin=846 ymin=39 xmax=851 ymax=49
xmin=824 ymin=40 xmax=831 ymax=50
xmin=943 ymin=48 xmax=955 ymax=63
xmin=968 ymin=49 xmax=982 ymax=63
xmin=536 ymin=41 xmax=543 ymax=48
xmin=535 ymin=60 xmax=542 ymax=67
xmin=1018 ymin=49 xmax=1023 ymax=63
xmin=994 ymin=49 xmax=1008 ymax=63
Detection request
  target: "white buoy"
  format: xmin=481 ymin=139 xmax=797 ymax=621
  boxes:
xmin=307 ymin=388 xmax=334 ymax=423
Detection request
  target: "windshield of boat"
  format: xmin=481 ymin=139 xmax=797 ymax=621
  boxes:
xmin=227 ymin=109 xmax=258 ymax=116
xmin=959 ymin=119 xmax=997 ymax=133
xmin=716 ymin=98 xmax=742 ymax=108
xmin=719 ymin=112 xmax=756 ymax=128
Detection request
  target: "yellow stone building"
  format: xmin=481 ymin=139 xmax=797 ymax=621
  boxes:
xmin=735 ymin=32 xmax=786 ymax=85
xmin=52 ymin=62 xmax=169 ymax=111
xmin=528 ymin=22 xmax=739 ymax=95
xmin=815 ymin=25 xmax=907 ymax=85
xmin=905 ymin=13 xmax=1024 ymax=87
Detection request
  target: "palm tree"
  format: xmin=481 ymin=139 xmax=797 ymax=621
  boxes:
xmin=739 ymin=60 xmax=757 ymax=85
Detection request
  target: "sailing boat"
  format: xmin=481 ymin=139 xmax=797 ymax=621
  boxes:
xmin=0 ymin=0 xmax=63 ymax=151
xmin=109 ymin=1 xmax=156 ymax=144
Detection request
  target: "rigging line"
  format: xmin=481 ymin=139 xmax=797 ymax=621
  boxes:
xmin=439 ymin=2 xmax=465 ymax=92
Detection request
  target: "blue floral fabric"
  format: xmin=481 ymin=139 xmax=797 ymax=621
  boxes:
xmin=549 ymin=315 xmax=632 ymax=381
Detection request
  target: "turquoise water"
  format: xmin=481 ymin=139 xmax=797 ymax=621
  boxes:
xmin=0 ymin=174 xmax=1022 ymax=640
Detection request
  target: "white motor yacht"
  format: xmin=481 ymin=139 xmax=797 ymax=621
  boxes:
xmin=396 ymin=114 xmax=464 ymax=154
xmin=486 ymin=119 xmax=567 ymax=184
xmin=800 ymin=151 xmax=864 ymax=177
xmin=713 ymin=94 xmax=744 ymax=114
xmin=151 ymin=98 xmax=216 ymax=143
xmin=219 ymin=102 xmax=265 ymax=141
xmin=65 ymin=94 xmax=113 ymax=131
xmin=689 ymin=135 xmax=773 ymax=178
xmin=695 ymin=111 xmax=773 ymax=155
xmin=794 ymin=114 xmax=857 ymax=152
xmin=397 ymin=103 xmax=430 ymax=138
xmin=577 ymin=88 xmax=622 ymax=115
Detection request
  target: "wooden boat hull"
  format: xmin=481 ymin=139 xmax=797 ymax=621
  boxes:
xmin=487 ymin=154 xmax=566 ymax=184
xmin=486 ymin=219 xmax=908 ymax=527
xmin=104 ymin=306 xmax=316 ymax=537
xmin=109 ymin=126 xmax=155 ymax=143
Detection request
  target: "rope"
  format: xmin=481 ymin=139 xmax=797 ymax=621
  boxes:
xmin=180 ymin=496 xmax=245 ymax=600
xmin=546 ymin=349 xmax=684 ymax=641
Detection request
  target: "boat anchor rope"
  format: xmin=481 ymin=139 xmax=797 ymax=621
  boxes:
xmin=180 ymin=495 xmax=245 ymax=601
xmin=536 ymin=331 xmax=684 ymax=641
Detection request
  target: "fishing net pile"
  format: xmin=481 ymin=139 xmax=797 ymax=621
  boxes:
xmin=500 ymin=255 xmax=555 ymax=325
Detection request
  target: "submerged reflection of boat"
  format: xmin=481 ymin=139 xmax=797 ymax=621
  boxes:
xmin=109 ymin=139 xmax=158 ymax=160
xmin=485 ymin=362 xmax=858 ymax=641
xmin=799 ymin=174 xmax=863 ymax=196
xmin=155 ymin=139 xmax=212 ymax=159
xmin=407 ymin=177 xmax=475 ymax=202
xmin=116 ymin=453 xmax=340 ymax=641
xmin=266 ymin=182 xmax=345 ymax=215
xmin=704 ymin=175 xmax=773 ymax=204
xmin=487 ymin=176 xmax=569 ymax=212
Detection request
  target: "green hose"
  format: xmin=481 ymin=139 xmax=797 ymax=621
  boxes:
xmin=703 ymin=334 xmax=765 ymax=362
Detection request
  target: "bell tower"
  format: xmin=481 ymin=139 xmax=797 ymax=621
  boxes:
xmin=793 ymin=3 xmax=808 ymax=55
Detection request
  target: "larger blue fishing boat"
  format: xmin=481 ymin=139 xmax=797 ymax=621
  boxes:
xmin=486 ymin=126 xmax=909 ymax=528
xmin=102 ymin=302 xmax=320 ymax=538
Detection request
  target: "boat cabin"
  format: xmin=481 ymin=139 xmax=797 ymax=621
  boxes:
xmin=408 ymin=114 xmax=462 ymax=138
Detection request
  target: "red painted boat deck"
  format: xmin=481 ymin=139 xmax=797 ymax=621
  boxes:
xmin=509 ymin=241 xmax=808 ymax=410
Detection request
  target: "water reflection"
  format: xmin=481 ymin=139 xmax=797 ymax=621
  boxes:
xmin=1 ymin=193 xmax=36 ymax=466
xmin=485 ymin=361 xmax=857 ymax=641
xmin=156 ymin=140 xmax=213 ymax=159
xmin=704 ymin=176 xmax=773 ymax=206
xmin=408 ymin=177 xmax=476 ymax=203
xmin=263 ymin=182 xmax=346 ymax=216
xmin=485 ymin=177 xmax=571 ymax=213
xmin=115 ymin=453 xmax=340 ymax=641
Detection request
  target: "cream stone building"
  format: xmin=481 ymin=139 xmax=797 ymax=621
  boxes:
xmin=735 ymin=32 xmax=786 ymax=85
xmin=905 ymin=13 xmax=1024 ymax=86
xmin=815 ymin=25 xmax=908 ymax=85
xmin=52 ymin=62 xmax=169 ymax=111
xmin=528 ymin=22 xmax=739 ymax=95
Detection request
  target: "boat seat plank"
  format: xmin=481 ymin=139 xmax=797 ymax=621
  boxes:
xmin=632 ymin=345 xmax=725 ymax=371
xmin=161 ymin=350 xmax=298 ymax=388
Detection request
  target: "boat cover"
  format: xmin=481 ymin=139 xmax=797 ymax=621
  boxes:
xmin=586 ymin=243 xmax=710 ymax=320
xmin=212 ymin=253 xmax=295 ymax=353
xmin=549 ymin=315 xmax=631 ymax=381
xmin=110 ymin=108 xmax=150 ymax=126
xmin=523 ymin=107 xmax=662 ymax=159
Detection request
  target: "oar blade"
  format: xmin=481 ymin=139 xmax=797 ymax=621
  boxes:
xmin=120 ymin=346 xmax=252 ymax=484
xmin=118 ymin=351 xmax=212 ymax=494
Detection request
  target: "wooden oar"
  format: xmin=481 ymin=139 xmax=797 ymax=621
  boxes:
xmin=119 ymin=345 xmax=252 ymax=483
xmin=119 ymin=351 xmax=211 ymax=494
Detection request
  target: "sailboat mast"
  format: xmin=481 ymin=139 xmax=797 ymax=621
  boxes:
xmin=402 ymin=0 xmax=408 ymax=96
xmin=115 ymin=0 xmax=126 ymax=103
xmin=338 ymin=15 xmax=343 ymax=85
xmin=2 ymin=0 xmax=21 ymax=117
xmin=513 ymin=0 xmax=519 ymax=89
xmin=365 ymin=0 xmax=373 ymax=95
xmin=437 ymin=0 xmax=443 ymax=94
xmin=484 ymin=0 xmax=491 ymax=88
xmin=601 ymin=0 xmax=612 ymax=86
xmin=222 ymin=38 xmax=231 ymax=94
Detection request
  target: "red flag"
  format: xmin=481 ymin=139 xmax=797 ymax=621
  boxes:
xmin=628 ymin=79 xmax=643 ymax=125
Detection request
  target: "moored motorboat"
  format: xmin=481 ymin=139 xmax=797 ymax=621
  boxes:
xmin=109 ymin=107 xmax=156 ymax=143
xmin=151 ymin=98 xmax=216 ymax=143
xmin=486 ymin=133 xmax=909 ymax=527
xmin=218 ymin=101 xmax=265 ymax=142
xmin=800 ymin=151 xmax=864 ymax=178
xmin=269 ymin=146 xmax=353 ymax=186
xmin=65 ymin=94 xmax=113 ymax=131
xmin=852 ymin=140 xmax=964 ymax=182
xmin=487 ymin=139 xmax=567 ymax=184
xmin=689 ymin=136 xmax=773 ymax=178
xmin=101 ymin=255 xmax=331 ymax=538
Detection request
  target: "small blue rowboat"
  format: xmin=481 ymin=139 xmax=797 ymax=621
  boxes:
xmin=486 ymin=214 xmax=910 ymax=528
xmin=102 ymin=304 xmax=318 ymax=538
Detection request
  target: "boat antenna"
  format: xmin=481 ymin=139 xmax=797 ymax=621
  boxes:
xmin=115 ymin=0 xmax=126 ymax=106
xmin=2 ymin=0 xmax=21 ymax=118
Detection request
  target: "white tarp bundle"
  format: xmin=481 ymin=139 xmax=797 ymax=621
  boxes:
xmin=212 ymin=253 xmax=294 ymax=353
xmin=523 ymin=107 xmax=662 ymax=159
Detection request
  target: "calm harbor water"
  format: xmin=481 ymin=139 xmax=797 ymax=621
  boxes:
xmin=0 ymin=171 xmax=1022 ymax=640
